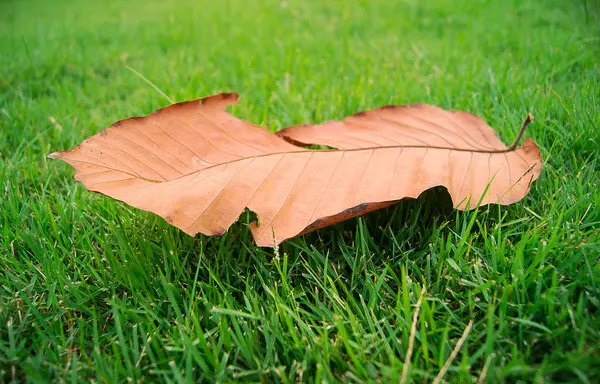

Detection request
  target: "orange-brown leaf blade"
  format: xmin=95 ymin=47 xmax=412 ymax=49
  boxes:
xmin=50 ymin=94 xmax=542 ymax=247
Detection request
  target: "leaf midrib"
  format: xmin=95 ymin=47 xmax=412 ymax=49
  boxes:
xmin=123 ymin=142 xmax=519 ymax=184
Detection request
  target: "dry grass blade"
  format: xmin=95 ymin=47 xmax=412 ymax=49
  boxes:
xmin=49 ymin=93 xmax=542 ymax=246
xmin=432 ymin=320 xmax=474 ymax=384
xmin=477 ymin=354 xmax=494 ymax=384
xmin=400 ymin=285 xmax=426 ymax=384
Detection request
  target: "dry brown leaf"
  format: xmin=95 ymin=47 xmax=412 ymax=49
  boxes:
xmin=49 ymin=92 xmax=542 ymax=247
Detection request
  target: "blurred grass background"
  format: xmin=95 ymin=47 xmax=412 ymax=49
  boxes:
xmin=1 ymin=0 xmax=599 ymax=382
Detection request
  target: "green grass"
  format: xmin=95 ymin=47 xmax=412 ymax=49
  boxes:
xmin=1 ymin=0 xmax=600 ymax=382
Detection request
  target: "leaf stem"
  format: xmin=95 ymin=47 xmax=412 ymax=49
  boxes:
xmin=507 ymin=114 xmax=534 ymax=151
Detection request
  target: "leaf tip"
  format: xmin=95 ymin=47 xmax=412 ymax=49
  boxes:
xmin=47 ymin=152 xmax=62 ymax=159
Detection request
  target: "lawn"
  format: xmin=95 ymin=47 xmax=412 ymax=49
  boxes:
xmin=1 ymin=0 xmax=599 ymax=382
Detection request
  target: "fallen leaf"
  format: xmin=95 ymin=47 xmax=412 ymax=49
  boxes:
xmin=49 ymin=92 xmax=542 ymax=247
